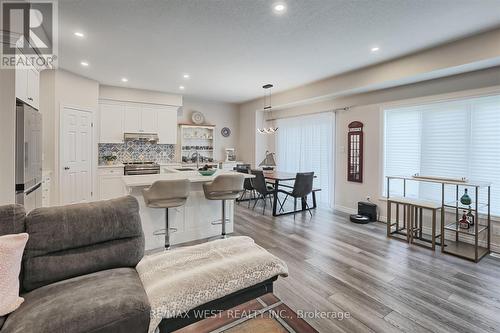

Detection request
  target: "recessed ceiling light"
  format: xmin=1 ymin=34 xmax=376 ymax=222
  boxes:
xmin=371 ymin=47 xmax=380 ymax=52
xmin=121 ymin=78 xmax=128 ymax=82
xmin=179 ymin=85 xmax=185 ymax=90
xmin=74 ymin=32 xmax=85 ymax=38
xmin=183 ymin=74 xmax=190 ymax=79
xmin=273 ymin=2 xmax=286 ymax=13
xmin=80 ymin=61 xmax=89 ymax=67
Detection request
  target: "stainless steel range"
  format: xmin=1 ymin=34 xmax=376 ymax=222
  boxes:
xmin=123 ymin=162 xmax=160 ymax=175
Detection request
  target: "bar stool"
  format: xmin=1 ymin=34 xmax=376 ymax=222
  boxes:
xmin=143 ymin=179 xmax=190 ymax=250
xmin=203 ymin=174 xmax=245 ymax=238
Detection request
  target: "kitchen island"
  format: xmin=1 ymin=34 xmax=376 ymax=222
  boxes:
xmin=123 ymin=169 xmax=253 ymax=250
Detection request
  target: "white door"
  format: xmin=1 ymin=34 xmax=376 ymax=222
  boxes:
xmin=60 ymin=107 xmax=93 ymax=204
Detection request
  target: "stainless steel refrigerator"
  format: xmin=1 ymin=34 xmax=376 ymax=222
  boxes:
xmin=15 ymin=101 xmax=43 ymax=212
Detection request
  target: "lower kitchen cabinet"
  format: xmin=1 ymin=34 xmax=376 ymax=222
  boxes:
xmin=98 ymin=167 xmax=126 ymax=200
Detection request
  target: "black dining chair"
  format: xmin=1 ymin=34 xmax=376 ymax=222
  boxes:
xmin=236 ymin=167 xmax=256 ymax=208
xmin=250 ymin=169 xmax=277 ymax=214
xmin=278 ymin=172 xmax=315 ymax=217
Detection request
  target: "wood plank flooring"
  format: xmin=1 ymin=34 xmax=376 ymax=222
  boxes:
xmin=232 ymin=202 xmax=500 ymax=333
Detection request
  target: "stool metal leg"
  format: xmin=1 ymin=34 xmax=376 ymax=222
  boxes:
xmin=165 ymin=208 xmax=170 ymax=250
xmin=221 ymin=200 xmax=227 ymax=238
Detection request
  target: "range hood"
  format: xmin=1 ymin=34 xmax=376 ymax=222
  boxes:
xmin=123 ymin=132 xmax=159 ymax=143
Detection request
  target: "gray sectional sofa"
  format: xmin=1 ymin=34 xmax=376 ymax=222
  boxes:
xmin=0 ymin=196 xmax=151 ymax=333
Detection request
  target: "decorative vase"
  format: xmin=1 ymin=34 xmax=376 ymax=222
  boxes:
xmin=460 ymin=188 xmax=472 ymax=206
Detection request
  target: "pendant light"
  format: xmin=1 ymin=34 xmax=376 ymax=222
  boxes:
xmin=257 ymin=84 xmax=278 ymax=134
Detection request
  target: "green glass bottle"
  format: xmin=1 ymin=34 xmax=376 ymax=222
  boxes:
xmin=460 ymin=188 xmax=472 ymax=206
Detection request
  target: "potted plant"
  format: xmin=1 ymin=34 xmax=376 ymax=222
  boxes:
xmin=102 ymin=155 xmax=118 ymax=165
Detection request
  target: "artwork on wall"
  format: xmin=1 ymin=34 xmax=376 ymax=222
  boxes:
xmin=347 ymin=121 xmax=363 ymax=183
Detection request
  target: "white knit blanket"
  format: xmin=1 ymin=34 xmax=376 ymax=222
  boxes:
xmin=136 ymin=236 xmax=288 ymax=333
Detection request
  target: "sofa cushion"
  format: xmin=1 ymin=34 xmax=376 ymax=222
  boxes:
xmin=0 ymin=205 xmax=25 ymax=236
xmin=0 ymin=233 xmax=29 ymax=316
xmin=1 ymin=268 xmax=150 ymax=333
xmin=22 ymin=196 xmax=144 ymax=291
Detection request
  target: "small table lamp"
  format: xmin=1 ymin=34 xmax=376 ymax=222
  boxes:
xmin=259 ymin=151 xmax=277 ymax=171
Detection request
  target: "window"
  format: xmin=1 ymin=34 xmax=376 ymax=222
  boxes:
xmin=384 ymin=94 xmax=500 ymax=215
xmin=275 ymin=112 xmax=335 ymax=207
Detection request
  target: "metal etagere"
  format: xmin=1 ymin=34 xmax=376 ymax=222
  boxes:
xmin=386 ymin=175 xmax=491 ymax=262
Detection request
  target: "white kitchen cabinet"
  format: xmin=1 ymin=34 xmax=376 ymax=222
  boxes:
xmin=15 ymin=67 xmax=28 ymax=103
xmin=98 ymin=167 xmax=126 ymax=200
xmin=15 ymin=51 xmax=39 ymax=109
xmin=100 ymin=103 xmax=124 ymax=143
xmin=123 ymin=105 xmax=142 ymax=133
xmin=42 ymin=172 xmax=52 ymax=207
xmin=141 ymin=106 xmax=159 ymax=133
xmin=27 ymin=68 xmax=39 ymax=109
xmin=99 ymin=101 xmax=179 ymax=144
xmin=157 ymin=106 xmax=178 ymax=144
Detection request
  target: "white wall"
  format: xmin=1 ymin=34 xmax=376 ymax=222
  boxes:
xmin=181 ymin=97 xmax=239 ymax=162
xmin=0 ymin=69 xmax=16 ymax=204
xmin=40 ymin=69 xmax=99 ymax=205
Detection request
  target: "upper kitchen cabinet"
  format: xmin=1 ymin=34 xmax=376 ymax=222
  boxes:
xmin=100 ymin=103 xmax=124 ymax=143
xmin=99 ymin=101 xmax=178 ymax=144
xmin=15 ymin=51 xmax=40 ymax=109
xmin=157 ymin=106 xmax=178 ymax=144
xmin=141 ymin=106 xmax=159 ymax=133
xmin=123 ymin=105 xmax=142 ymax=133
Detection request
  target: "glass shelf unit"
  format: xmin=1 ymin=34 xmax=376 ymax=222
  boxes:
xmin=386 ymin=175 xmax=491 ymax=263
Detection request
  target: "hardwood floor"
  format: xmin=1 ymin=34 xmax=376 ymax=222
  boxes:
xmin=233 ymin=202 xmax=500 ymax=333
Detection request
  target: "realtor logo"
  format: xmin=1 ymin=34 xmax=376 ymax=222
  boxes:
xmin=1 ymin=0 xmax=58 ymax=68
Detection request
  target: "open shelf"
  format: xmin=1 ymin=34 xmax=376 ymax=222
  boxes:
xmin=444 ymin=200 xmax=489 ymax=210
xmin=444 ymin=223 xmax=488 ymax=236
xmin=442 ymin=240 xmax=489 ymax=262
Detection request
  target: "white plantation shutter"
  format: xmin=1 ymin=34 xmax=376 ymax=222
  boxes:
xmin=384 ymin=109 xmax=421 ymax=197
xmin=275 ymin=112 xmax=334 ymax=207
xmin=384 ymin=94 xmax=500 ymax=215
xmin=469 ymin=96 xmax=500 ymax=212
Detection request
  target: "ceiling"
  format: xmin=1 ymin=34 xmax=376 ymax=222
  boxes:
xmin=58 ymin=0 xmax=500 ymax=103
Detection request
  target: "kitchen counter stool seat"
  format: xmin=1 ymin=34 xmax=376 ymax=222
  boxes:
xmin=203 ymin=174 xmax=245 ymax=238
xmin=143 ymin=179 xmax=190 ymax=250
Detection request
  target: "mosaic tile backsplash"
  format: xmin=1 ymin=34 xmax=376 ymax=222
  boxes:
xmin=98 ymin=142 xmax=176 ymax=164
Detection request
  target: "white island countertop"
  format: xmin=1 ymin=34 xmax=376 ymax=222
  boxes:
xmin=122 ymin=169 xmax=253 ymax=188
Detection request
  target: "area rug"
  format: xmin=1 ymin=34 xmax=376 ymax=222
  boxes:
xmin=173 ymin=293 xmax=318 ymax=333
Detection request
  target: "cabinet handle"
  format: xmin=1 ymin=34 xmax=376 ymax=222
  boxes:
xmin=28 ymin=97 xmax=33 ymax=101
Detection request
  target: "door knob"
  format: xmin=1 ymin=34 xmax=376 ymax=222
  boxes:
xmin=64 ymin=167 xmax=70 ymax=170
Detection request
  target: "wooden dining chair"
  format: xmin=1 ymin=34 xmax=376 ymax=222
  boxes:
xmin=278 ymin=172 xmax=315 ymax=217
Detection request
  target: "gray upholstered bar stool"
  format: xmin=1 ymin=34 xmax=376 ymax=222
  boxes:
xmin=143 ymin=179 xmax=190 ymax=250
xmin=203 ymin=174 xmax=245 ymax=238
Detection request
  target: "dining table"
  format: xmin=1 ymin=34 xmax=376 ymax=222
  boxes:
xmin=263 ymin=171 xmax=319 ymax=217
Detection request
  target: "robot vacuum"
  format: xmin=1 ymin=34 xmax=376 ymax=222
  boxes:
xmin=349 ymin=201 xmax=377 ymax=224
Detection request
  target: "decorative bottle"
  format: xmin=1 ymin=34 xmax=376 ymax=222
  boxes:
xmin=460 ymin=188 xmax=472 ymax=206
xmin=459 ymin=211 xmax=470 ymax=229
xmin=466 ymin=207 xmax=475 ymax=227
